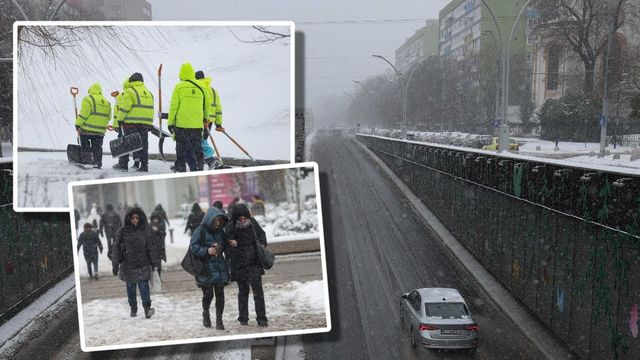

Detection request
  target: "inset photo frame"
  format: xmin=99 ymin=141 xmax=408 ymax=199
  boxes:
xmin=13 ymin=21 xmax=295 ymax=211
xmin=69 ymin=162 xmax=329 ymax=351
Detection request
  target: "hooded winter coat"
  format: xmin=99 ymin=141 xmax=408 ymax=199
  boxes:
xmin=168 ymin=63 xmax=211 ymax=129
xmin=197 ymin=77 xmax=223 ymax=126
xmin=150 ymin=204 xmax=170 ymax=229
xmin=75 ymin=83 xmax=112 ymax=135
xmin=100 ymin=205 xmax=123 ymax=237
xmin=111 ymin=207 xmax=157 ymax=283
xmin=189 ymin=207 xmax=230 ymax=286
xmin=185 ymin=203 xmax=205 ymax=234
xmin=224 ymin=204 xmax=267 ymax=282
xmin=116 ymin=79 xmax=155 ymax=126
xmin=149 ymin=214 xmax=167 ymax=263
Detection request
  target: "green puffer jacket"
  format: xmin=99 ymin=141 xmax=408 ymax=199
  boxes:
xmin=168 ymin=63 xmax=211 ymax=129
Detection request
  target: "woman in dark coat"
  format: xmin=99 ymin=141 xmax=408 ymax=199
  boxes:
xmin=225 ymin=204 xmax=268 ymax=327
xmin=189 ymin=207 xmax=230 ymax=329
xmin=111 ymin=207 xmax=158 ymax=319
xmin=149 ymin=214 xmax=167 ymax=279
xmin=150 ymin=204 xmax=171 ymax=228
xmin=185 ymin=203 xmax=205 ymax=235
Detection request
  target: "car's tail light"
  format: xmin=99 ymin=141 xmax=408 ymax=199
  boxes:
xmin=419 ymin=324 xmax=438 ymax=331
xmin=465 ymin=325 xmax=479 ymax=331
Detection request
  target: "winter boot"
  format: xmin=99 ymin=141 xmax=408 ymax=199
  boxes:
xmin=216 ymin=317 xmax=224 ymax=330
xmin=205 ymin=157 xmax=216 ymax=169
xmin=144 ymin=305 xmax=155 ymax=319
xmin=137 ymin=162 xmax=148 ymax=172
xmin=239 ymin=320 xmax=248 ymax=326
xmin=132 ymin=161 xmax=140 ymax=169
xmin=130 ymin=306 xmax=137 ymax=317
xmin=112 ymin=163 xmax=128 ymax=172
xmin=257 ymin=319 xmax=268 ymax=327
xmin=202 ymin=310 xmax=211 ymax=328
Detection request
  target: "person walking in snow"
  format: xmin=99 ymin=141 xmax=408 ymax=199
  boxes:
xmin=111 ymin=207 xmax=158 ymax=319
xmin=150 ymin=204 xmax=171 ymax=229
xmin=75 ymin=83 xmax=112 ymax=169
xmin=185 ymin=202 xmax=205 ymax=235
xmin=99 ymin=204 xmax=123 ymax=260
xmin=195 ymin=70 xmax=224 ymax=169
xmin=167 ymin=63 xmax=211 ymax=172
xmin=113 ymin=73 xmax=155 ymax=172
xmin=250 ymin=195 xmax=266 ymax=217
xmin=87 ymin=203 xmax=101 ymax=230
xmin=189 ymin=207 xmax=230 ymax=329
xmin=77 ymin=223 xmax=103 ymax=280
xmin=224 ymin=204 xmax=269 ymax=327
xmin=149 ymin=214 xmax=167 ymax=279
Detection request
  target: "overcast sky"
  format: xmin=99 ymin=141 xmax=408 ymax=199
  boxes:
xmin=149 ymin=0 xmax=450 ymax=112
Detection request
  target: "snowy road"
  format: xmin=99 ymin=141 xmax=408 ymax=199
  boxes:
xmin=301 ymin=135 xmax=545 ymax=359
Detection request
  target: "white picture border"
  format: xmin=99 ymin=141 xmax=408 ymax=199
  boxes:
xmin=13 ymin=20 xmax=296 ymax=212
xmin=68 ymin=161 xmax=330 ymax=352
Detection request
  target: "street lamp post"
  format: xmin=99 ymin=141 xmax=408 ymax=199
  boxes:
xmin=482 ymin=30 xmax=502 ymax=135
xmin=372 ymin=54 xmax=406 ymax=138
xmin=403 ymin=57 xmax=428 ymax=136
xmin=500 ymin=0 xmax=532 ymax=153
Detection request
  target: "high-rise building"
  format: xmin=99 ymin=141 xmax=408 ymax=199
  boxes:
xmin=97 ymin=0 xmax=152 ymax=21
xmin=23 ymin=0 xmax=152 ymax=20
xmin=395 ymin=20 xmax=440 ymax=74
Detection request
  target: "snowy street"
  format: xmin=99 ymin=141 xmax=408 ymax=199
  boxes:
xmin=78 ymin=254 xmax=325 ymax=348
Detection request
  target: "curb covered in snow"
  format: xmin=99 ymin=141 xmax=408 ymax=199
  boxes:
xmin=0 ymin=275 xmax=76 ymax=359
xmin=354 ymin=138 xmax=572 ymax=360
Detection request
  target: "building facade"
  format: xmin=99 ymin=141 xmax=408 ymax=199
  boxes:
xmin=395 ymin=20 xmax=440 ymax=74
xmin=24 ymin=0 xmax=151 ymax=20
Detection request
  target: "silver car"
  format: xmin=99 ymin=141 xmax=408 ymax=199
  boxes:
xmin=400 ymin=288 xmax=479 ymax=351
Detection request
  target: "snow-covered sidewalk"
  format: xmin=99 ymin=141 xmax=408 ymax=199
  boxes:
xmin=81 ymin=280 xmax=327 ymax=348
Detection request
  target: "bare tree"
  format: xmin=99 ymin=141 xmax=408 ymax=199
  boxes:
xmin=533 ymin=0 xmax=634 ymax=96
xmin=228 ymin=26 xmax=290 ymax=44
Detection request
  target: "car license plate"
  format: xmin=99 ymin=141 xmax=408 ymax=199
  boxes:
xmin=441 ymin=329 xmax=462 ymax=335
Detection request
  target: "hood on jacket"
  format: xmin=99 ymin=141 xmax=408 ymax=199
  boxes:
xmin=129 ymin=72 xmax=144 ymax=82
xmin=202 ymin=207 xmax=226 ymax=231
xmin=154 ymin=204 xmax=164 ymax=212
xmin=124 ymin=206 xmax=148 ymax=229
xmin=106 ymin=204 xmax=114 ymax=212
xmin=88 ymin=83 xmax=102 ymax=95
xmin=122 ymin=78 xmax=130 ymax=90
xmin=232 ymin=203 xmax=251 ymax=223
xmin=191 ymin=202 xmax=203 ymax=214
xmin=200 ymin=77 xmax=212 ymax=88
xmin=179 ymin=62 xmax=196 ymax=81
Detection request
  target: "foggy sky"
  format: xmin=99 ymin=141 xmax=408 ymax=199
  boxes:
xmin=149 ymin=0 xmax=450 ymax=112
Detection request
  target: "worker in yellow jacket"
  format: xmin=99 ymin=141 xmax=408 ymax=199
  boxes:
xmin=195 ymin=70 xmax=224 ymax=169
xmin=168 ymin=62 xmax=211 ymax=172
xmin=75 ymin=83 xmax=112 ymax=169
xmin=113 ymin=73 xmax=155 ymax=172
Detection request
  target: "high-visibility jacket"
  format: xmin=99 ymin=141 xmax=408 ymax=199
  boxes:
xmin=75 ymin=83 xmax=111 ymax=135
xmin=199 ymin=77 xmax=223 ymax=126
xmin=168 ymin=63 xmax=210 ymax=129
xmin=112 ymin=79 xmax=129 ymax=129
xmin=116 ymin=80 xmax=154 ymax=126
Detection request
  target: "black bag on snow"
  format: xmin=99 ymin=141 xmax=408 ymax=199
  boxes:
xmin=181 ymin=225 xmax=208 ymax=276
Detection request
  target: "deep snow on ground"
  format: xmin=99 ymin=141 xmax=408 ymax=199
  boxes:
xmin=81 ymin=280 xmax=327 ymax=348
xmin=76 ymin=213 xmax=320 ymax=279
xmin=16 ymin=25 xmax=291 ymax=209
xmin=17 ymin=151 xmax=179 ymax=208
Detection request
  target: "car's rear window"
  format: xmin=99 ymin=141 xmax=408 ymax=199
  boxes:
xmin=424 ymin=302 xmax=469 ymax=318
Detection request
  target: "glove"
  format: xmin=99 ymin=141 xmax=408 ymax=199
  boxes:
xmin=112 ymin=267 xmax=118 ymax=276
xmin=117 ymin=125 xmax=124 ymax=138
xmin=160 ymin=112 xmax=168 ymax=119
xmin=202 ymin=128 xmax=209 ymax=140
xmin=215 ymin=124 xmax=225 ymax=132
xmin=75 ymin=125 xmax=80 ymax=131
xmin=168 ymin=125 xmax=176 ymax=134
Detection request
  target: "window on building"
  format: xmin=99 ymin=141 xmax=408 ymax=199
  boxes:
xmin=546 ymin=45 xmax=561 ymax=91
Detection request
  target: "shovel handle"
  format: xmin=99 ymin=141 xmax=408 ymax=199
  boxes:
xmin=70 ymin=87 xmax=78 ymax=96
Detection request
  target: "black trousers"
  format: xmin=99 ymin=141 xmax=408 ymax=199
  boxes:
xmin=202 ymin=285 xmax=225 ymax=316
xmin=105 ymin=230 xmax=116 ymax=258
xmin=237 ymin=276 xmax=266 ymax=323
xmin=79 ymin=134 xmax=103 ymax=166
xmin=118 ymin=125 xmax=150 ymax=167
xmin=175 ymin=128 xmax=204 ymax=172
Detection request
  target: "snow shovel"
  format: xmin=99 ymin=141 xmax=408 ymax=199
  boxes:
xmin=67 ymin=86 xmax=94 ymax=165
xmin=109 ymin=131 xmax=143 ymax=158
xmin=221 ymin=130 xmax=258 ymax=165
xmin=208 ymin=131 xmax=231 ymax=169
xmin=156 ymin=64 xmax=167 ymax=162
